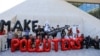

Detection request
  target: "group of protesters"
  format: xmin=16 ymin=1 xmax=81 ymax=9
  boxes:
xmin=0 ymin=24 xmax=100 ymax=52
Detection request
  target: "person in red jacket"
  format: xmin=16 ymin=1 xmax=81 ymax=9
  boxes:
xmin=68 ymin=28 xmax=72 ymax=38
xmin=76 ymin=27 xmax=80 ymax=37
xmin=0 ymin=28 xmax=7 ymax=51
xmin=0 ymin=29 xmax=6 ymax=35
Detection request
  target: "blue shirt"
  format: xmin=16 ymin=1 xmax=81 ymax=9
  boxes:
xmin=24 ymin=29 xmax=30 ymax=36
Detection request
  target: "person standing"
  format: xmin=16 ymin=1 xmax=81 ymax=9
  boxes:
xmin=0 ymin=28 xmax=7 ymax=51
xmin=94 ymin=36 xmax=99 ymax=49
xmin=15 ymin=29 xmax=22 ymax=39
xmin=0 ymin=29 xmax=4 ymax=51
xmin=44 ymin=21 xmax=51 ymax=33
xmin=7 ymin=30 xmax=14 ymax=49
xmin=35 ymin=25 xmax=44 ymax=40
xmin=72 ymin=25 xmax=77 ymax=38
xmin=23 ymin=28 xmax=30 ymax=40
xmin=51 ymin=27 xmax=57 ymax=39
xmin=61 ymin=29 xmax=66 ymax=38
xmin=56 ymin=25 xmax=61 ymax=39
xmin=68 ymin=27 xmax=72 ymax=38
xmin=76 ymin=27 xmax=80 ymax=37
xmin=80 ymin=34 xmax=84 ymax=49
xmin=85 ymin=35 xmax=91 ymax=49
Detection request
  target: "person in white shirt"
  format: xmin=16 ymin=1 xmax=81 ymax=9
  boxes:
xmin=44 ymin=22 xmax=51 ymax=32
xmin=7 ymin=30 xmax=14 ymax=49
xmin=15 ymin=29 xmax=22 ymax=39
xmin=0 ymin=28 xmax=7 ymax=51
xmin=72 ymin=25 xmax=77 ymax=38
xmin=56 ymin=25 xmax=61 ymax=39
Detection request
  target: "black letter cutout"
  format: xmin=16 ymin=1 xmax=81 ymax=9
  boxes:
xmin=32 ymin=20 xmax=38 ymax=32
xmin=24 ymin=19 xmax=31 ymax=31
xmin=12 ymin=20 xmax=23 ymax=31
xmin=0 ymin=20 xmax=11 ymax=31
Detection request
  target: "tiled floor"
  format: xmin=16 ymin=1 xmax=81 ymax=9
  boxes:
xmin=0 ymin=48 xmax=100 ymax=56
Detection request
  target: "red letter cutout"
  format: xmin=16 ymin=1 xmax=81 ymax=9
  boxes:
xmin=69 ymin=38 xmax=76 ymax=49
xmin=11 ymin=38 xmax=19 ymax=52
xmin=74 ymin=38 xmax=81 ymax=49
xmin=20 ymin=39 xmax=27 ymax=52
xmin=35 ymin=39 xmax=43 ymax=52
xmin=43 ymin=39 xmax=51 ymax=52
xmin=27 ymin=39 xmax=36 ymax=52
xmin=52 ymin=38 xmax=59 ymax=52
xmin=61 ymin=38 xmax=70 ymax=51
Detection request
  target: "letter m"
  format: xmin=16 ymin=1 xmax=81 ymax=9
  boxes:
xmin=0 ymin=20 xmax=11 ymax=31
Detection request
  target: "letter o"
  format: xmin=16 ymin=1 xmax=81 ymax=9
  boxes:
xmin=43 ymin=39 xmax=51 ymax=52
xmin=19 ymin=39 xmax=27 ymax=52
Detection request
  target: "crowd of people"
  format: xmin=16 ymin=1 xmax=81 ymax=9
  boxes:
xmin=0 ymin=24 xmax=100 ymax=52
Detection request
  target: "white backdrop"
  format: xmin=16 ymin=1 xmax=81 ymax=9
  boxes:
xmin=0 ymin=0 xmax=100 ymax=38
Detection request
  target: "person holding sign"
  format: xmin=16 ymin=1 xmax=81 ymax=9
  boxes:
xmin=0 ymin=28 xmax=7 ymax=51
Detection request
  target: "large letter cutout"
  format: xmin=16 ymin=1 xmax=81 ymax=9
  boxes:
xmin=19 ymin=39 xmax=27 ymax=52
xmin=11 ymin=38 xmax=19 ymax=52
xmin=43 ymin=39 xmax=51 ymax=52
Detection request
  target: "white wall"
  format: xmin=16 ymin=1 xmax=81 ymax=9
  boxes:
xmin=0 ymin=0 xmax=100 ymax=38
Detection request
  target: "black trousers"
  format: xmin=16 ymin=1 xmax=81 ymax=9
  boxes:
xmin=25 ymin=35 xmax=29 ymax=40
xmin=80 ymin=41 xmax=84 ymax=49
xmin=94 ymin=42 xmax=99 ymax=49
xmin=85 ymin=42 xmax=91 ymax=49
xmin=7 ymin=38 xmax=11 ymax=48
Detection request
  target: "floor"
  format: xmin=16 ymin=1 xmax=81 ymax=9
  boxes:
xmin=0 ymin=48 xmax=100 ymax=56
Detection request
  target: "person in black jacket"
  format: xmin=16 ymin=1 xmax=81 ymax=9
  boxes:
xmin=61 ymin=29 xmax=66 ymax=38
xmin=51 ymin=27 xmax=57 ymax=39
xmin=80 ymin=34 xmax=84 ymax=49
xmin=94 ymin=36 xmax=99 ymax=49
xmin=35 ymin=25 xmax=44 ymax=40
xmin=85 ymin=35 xmax=91 ymax=49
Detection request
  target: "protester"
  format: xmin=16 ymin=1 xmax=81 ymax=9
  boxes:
xmin=35 ymin=25 xmax=44 ymax=40
xmin=23 ymin=28 xmax=30 ymax=40
xmin=15 ymin=29 xmax=22 ymax=39
xmin=41 ymin=26 xmax=45 ymax=39
xmin=29 ymin=34 xmax=33 ymax=39
xmin=76 ymin=27 xmax=80 ymax=37
xmin=44 ymin=35 xmax=49 ymax=40
xmin=80 ymin=34 xmax=84 ymax=49
xmin=68 ymin=27 xmax=72 ymax=38
xmin=7 ymin=29 xmax=14 ymax=49
xmin=28 ymin=34 xmax=36 ymax=48
xmin=85 ymin=35 xmax=91 ymax=49
xmin=61 ymin=29 xmax=66 ymax=38
xmin=44 ymin=22 xmax=51 ymax=32
xmin=0 ymin=28 xmax=6 ymax=35
xmin=94 ymin=36 xmax=99 ymax=49
xmin=51 ymin=27 xmax=55 ymax=38
xmin=22 ymin=35 xmax=26 ymax=47
xmin=72 ymin=25 xmax=77 ymax=38
xmin=0 ymin=28 xmax=7 ymax=51
xmin=56 ymin=25 xmax=61 ymax=39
